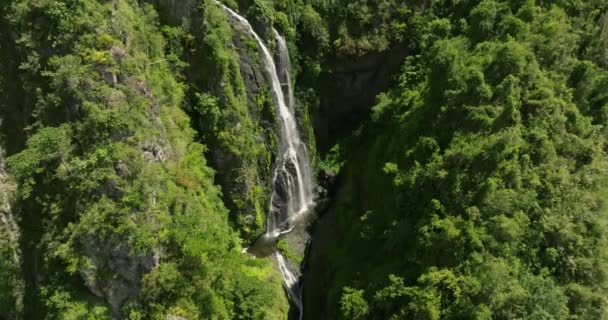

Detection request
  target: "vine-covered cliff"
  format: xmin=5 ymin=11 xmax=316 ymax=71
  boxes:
xmin=0 ymin=0 xmax=288 ymax=318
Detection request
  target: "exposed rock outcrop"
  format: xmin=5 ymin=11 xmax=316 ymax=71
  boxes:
xmin=80 ymin=238 xmax=158 ymax=316
xmin=314 ymin=46 xmax=407 ymax=153
xmin=0 ymin=149 xmax=18 ymax=257
xmin=148 ymin=0 xmax=200 ymax=23
xmin=218 ymin=16 xmax=279 ymax=236
xmin=0 ymin=146 xmax=24 ymax=318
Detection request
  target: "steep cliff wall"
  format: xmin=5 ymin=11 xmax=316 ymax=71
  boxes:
xmin=313 ymin=46 xmax=406 ymax=153
xmin=176 ymin=1 xmax=290 ymax=240
xmin=0 ymin=1 xmax=288 ymax=318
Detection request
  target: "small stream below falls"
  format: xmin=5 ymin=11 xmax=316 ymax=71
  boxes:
xmin=216 ymin=2 xmax=316 ymax=319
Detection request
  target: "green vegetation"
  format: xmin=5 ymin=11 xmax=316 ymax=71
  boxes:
xmin=0 ymin=161 xmax=23 ymax=319
xmin=311 ymin=0 xmax=608 ymax=319
xmin=0 ymin=0 xmax=286 ymax=318
xmin=276 ymin=239 xmax=303 ymax=266
xmin=181 ymin=0 xmax=279 ymax=240
xmin=2 ymin=0 xmax=608 ymax=319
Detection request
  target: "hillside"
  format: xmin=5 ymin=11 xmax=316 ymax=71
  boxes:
xmin=1 ymin=0 xmax=608 ymax=319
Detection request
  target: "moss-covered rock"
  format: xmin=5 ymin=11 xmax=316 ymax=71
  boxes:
xmin=179 ymin=1 xmax=285 ymax=241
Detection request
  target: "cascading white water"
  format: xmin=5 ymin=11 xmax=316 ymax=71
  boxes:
xmin=265 ymin=37 xmax=315 ymax=238
xmin=216 ymin=3 xmax=314 ymax=237
xmin=276 ymin=251 xmax=303 ymax=315
xmin=216 ymin=2 xmax=314 ymax=318
xmin=275 ymin=31 xmax=295 ymax=112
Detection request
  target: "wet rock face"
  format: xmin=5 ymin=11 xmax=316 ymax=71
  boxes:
xmin=0 ymin=147 xmax=24 ymax=317
xmin=301 ymin=202 xmax=337 ymax=320
xmin=205 ymin=18 xmax=279 ymax=239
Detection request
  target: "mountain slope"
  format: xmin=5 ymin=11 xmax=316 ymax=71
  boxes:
xmin=0 ymin=0 xmax=287 ymax=318
xmin=305 ymin=1 xmax=608 ymax=319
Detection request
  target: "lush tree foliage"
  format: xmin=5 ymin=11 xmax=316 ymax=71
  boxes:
xmin=311 ymin=0 xmax=608 ymax=319
xmin=3 ymin=0 xmax=608 ymax=319
xmin=0 ymin=0 xmax=287 ymax=318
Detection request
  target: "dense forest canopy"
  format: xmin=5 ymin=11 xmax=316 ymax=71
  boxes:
xmin=308 ymin=0 xmax=608 ymax=319
xmin=0 ymin=0 xmax=608 ymax=319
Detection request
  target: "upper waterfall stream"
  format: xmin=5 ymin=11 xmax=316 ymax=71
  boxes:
xmin=216 ymin=2 xmax=315 ymax=318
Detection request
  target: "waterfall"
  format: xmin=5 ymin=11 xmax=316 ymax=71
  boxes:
xmin=276 ymin=251 xmax=303 ymax=318
xmin=215 ymin=2 xmax=315 ymax=317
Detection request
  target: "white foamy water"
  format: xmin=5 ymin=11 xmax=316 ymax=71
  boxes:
xmin=215 ymin=2 xmax=315 ymax=317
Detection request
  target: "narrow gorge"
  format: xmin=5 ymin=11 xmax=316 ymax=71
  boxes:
xmin=2 ymin=0 xmax=608 ymax=319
